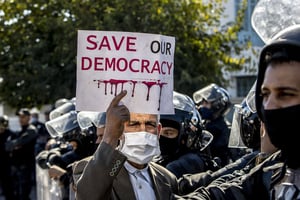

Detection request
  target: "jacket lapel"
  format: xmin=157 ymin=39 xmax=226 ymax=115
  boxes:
xmin=113 ymin=167 xmax=136 ymax=199
xmin=148 ymin=165 xmax=173 ymax=200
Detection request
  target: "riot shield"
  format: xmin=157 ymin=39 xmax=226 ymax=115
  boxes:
xmin=36 ymin=163 xmax=62 ymax=200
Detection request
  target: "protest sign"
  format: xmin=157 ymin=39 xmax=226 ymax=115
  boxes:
xmin=76 ymin=30 xmax=175 ymax=114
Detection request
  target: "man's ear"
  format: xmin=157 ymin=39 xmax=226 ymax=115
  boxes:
xmin=157 ymin=122 xmax=162 ymax=138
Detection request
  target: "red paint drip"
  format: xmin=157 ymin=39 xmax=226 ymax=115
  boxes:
xmin=108 ymin=79 xmax=128 ymax=96
xmin=130 ymin=80 xmax=137 ymax=97
xmin=94 ymin=79 xmax=168 ymax=111
xmin=157 ymin=80 xmax=168 ymax=111
xmin=141 ymin=81 xmax=157 ymax=101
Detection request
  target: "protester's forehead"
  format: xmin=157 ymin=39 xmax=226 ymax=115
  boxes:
xmin=130 ymin=113 xmax=158 ymax=121
xmin=264 ymin=62 xmax=300 ymax=89
xmin=261 ymin=64 xmax=300 ymax=108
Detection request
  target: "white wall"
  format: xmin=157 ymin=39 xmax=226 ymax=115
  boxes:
xmin=220 ymin=0 xmax=236 ymax=26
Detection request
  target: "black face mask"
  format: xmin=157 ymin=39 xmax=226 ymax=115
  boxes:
xmin=262 ymin=104 xmax=300 ymax=169
xmin=199 ymin=107 xmax=214 ymax=120
xmin=159 ymin=136 xmax=179 ymax=156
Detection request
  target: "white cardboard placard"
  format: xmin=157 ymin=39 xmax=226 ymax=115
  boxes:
xmin=76 ymin=30 xmax=175 ymax=114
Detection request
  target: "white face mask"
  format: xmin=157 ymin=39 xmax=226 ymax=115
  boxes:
xmin=119 ymin=131 xmax=161 ymax=165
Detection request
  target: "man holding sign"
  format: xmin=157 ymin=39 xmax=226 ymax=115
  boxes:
xmin=76 ymin=90 xmax=179 ymax=200
xmin=75 ymin=31 xmax=178 ymax=199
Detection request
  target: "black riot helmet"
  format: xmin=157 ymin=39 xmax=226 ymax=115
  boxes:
xmin=160 ymin=91 xmax=212 ymax=152
xmin=160 ymin=91 xmax=202 ymax=131
xmin=159 ymin=91 xmax=201 ymax=161
xmin=0 ymin=115 xmax=9 ymax=128
xmin=255 ymin=24 xmax=300 ymax=121
xmin=193 ymin=83 xmax=231 ymax=120
xmin=229 ymin=82 xmax=261 ymax=150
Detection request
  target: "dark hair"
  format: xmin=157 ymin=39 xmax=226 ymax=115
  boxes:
xmin=255 ymin=25 xmax=300 ymax=121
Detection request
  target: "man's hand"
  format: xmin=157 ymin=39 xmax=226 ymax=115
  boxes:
xmin=48 ymin=165 xmax=67 ymax=180
xmin=102 ymin=90 xmax=130 ymax=148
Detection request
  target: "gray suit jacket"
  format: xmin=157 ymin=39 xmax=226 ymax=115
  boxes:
xmin=76 ymin=142 xmax=178 ymax=200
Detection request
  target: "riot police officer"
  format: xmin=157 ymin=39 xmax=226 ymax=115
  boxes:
xmin=193 ymin=84 xmax=232 ymax=167
xmin=5 ymin=108 xmax=38 ymax=200
xmin=177 ymin=82 xmax=277 ymax=195
xmin=0 ymin=115 xmax=15 ymax=200
xmin=155 ymin=91 xmax=214 ymax=178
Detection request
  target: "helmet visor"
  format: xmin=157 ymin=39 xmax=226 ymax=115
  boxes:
xmin=228 ymin=104 xmax=247 ymax=148
xmin=173 ymin=91 xmax=195 ymax=112
xmin=77 ymin=111 xmax=106 ymax=129
xmin=46 ymin=111 xmax=78 ymax=137
xmin=245 ymin=82 xmax=256 ymax=113
xmin=50 ymin=101 xmax=76 ymax=120
xmin=173 ymin=91 xmax=201 ymax=126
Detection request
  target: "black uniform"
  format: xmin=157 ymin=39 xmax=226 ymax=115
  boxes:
xmin=0 ymin=129 xmax=15 ymax=200
xmin=173 ymin=150 xmax=283 ymax=199
xmin=204 ymin=116 xmax=231 ymax=167
xmin=6 ymin=124 xmax=38 ymax=200
xmin=31 ymin=120 xmax=50 ymax=155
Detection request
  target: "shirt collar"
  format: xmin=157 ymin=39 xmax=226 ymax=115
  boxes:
xmin=124 ymin=161 xmax=149 ymax=174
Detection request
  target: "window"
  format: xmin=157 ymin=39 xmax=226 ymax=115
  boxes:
xmin=236 ymin=76 xmax=256 ymax=97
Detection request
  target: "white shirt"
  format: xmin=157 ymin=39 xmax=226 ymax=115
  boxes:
xmin=124 ymin=161 xmax=156 ymax=200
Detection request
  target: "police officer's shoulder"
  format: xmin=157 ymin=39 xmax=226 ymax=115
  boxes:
xmin=27 ymin=124 xmax=38 ymax=134
xmin=150 ymin=161 xmax=178 ymax=177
